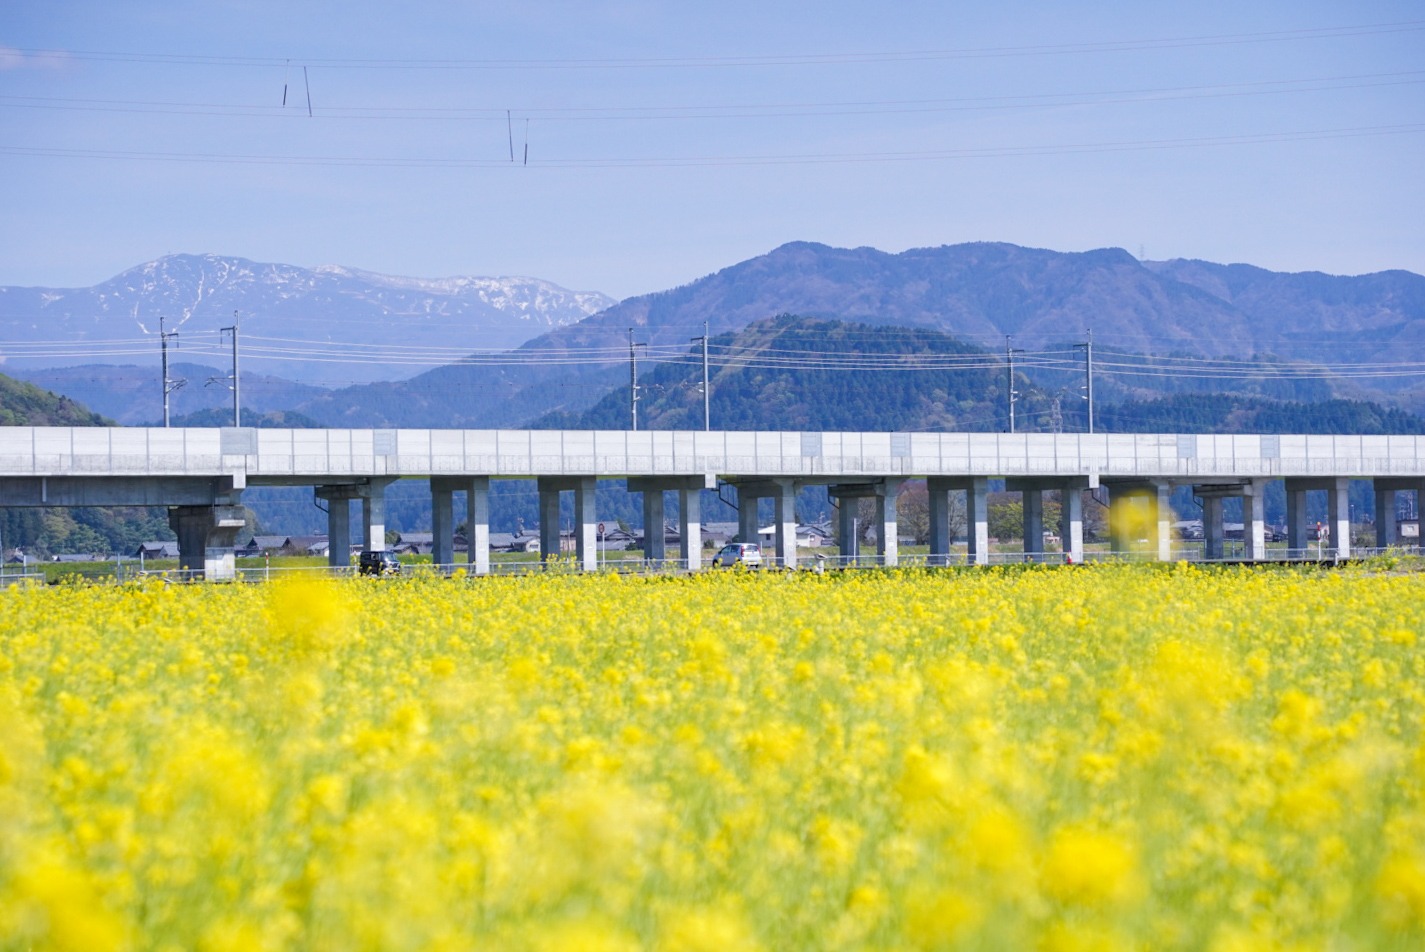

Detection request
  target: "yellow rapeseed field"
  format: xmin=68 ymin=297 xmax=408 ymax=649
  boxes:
xmin=1 ymin=563 xmax=1423 ymax=950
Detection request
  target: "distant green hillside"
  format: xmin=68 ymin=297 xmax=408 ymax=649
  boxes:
xmin=0 ymin=372 xmax=177 ymax=558
xmin=535 ymin=315 xmax=1009 ymax=431
xmin=0 ymin=371 xmax=110 ymax=426
xmin=534 ymin=315 xmax=1424 ymax=436
xmin=163 ymin=407 xmax=326 ymax=428
xmin=1099 ymin=393 xmax=1425 ymax=434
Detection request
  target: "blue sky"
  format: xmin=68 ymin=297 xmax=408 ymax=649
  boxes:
xmin=2 ymin=1 xmax=1422 ymax=298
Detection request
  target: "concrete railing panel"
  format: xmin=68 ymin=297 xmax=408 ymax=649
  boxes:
xmin=2 ymin=428 xmax=1424 ymax=484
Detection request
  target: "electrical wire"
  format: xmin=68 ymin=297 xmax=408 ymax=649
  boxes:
xmin=6 ymin=122 xmax=1419 ymax=170
xmin=11 ymin=21 xmax=1422 ymax=70
xmin=8 ymin=332 xmax=1425 ymax=379
xmin=4 ymin=70 xmax=1419 ymax=122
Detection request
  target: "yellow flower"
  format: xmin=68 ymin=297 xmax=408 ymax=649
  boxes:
xmin=1377 ymin=853 xmax=1425 ymax=930
xmin=1040 ymin=825 xmax=1143 ymax=907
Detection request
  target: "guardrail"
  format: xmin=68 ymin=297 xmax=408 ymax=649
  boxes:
xmin=7 ymin=543 xmax=1421 ymax=587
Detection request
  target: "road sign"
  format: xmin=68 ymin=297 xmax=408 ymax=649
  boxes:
xmin=598 ymin=522 xmax=606 ymax=536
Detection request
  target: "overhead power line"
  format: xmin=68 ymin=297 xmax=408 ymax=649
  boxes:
xmin=11 ymin=21 xmax=1422 ymax=70
xmin=5 ymin=123 xmax=1421 ymax=170
xmin=4 ymin=70 xmax=1420 ymax=121
xmin=7 ymin=332 xmax=1424 ymax=379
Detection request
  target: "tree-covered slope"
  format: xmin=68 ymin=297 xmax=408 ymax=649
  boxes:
xmin=1097 ymin=393 xmax=1425 ymax=435
xmin=533 ymin=315 xmax=1008 ymax=432
xmin=0 ymin=372 xmax=177 ymax=557
xmin=0 ymin=371 xmax=110 ymax=426
xmin=533 ymin=314 xmax=1425 ymax=436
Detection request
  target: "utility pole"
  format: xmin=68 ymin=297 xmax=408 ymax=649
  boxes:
xmin=159 ymin=316 xmax=185 ymax=427
xmin=1006 ymin=335 xmax=1024 ymax=434
xmin=691 ymin=321 xmax=710 ymax=431
xmin=1074 ymin=330 xmax=1095 ymax=433
xmin=628 ymin=328 xmax=647 ymax=431
xmin=223 ymin=311 xmax=240 ymax=426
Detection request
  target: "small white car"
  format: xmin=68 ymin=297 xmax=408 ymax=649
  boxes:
xmin=713 ymin=542 xmax=762 ymax=568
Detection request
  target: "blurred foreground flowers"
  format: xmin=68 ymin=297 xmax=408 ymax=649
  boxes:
xmin=1 ymin=563 xmax=1422 ymax=950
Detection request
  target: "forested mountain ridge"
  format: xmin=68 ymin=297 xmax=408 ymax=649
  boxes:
xmin=535 ymin=315 xmax=1425 ymax=436
xmin=534 ymin=315 xmax=1006 ymax=432
xmin=1096 ymin=393 xmax=1424 ymax=435
xmin=0 ymin=371 xmax=109 ymax=426
xmin=0 ymin=372 xmax=178 ymax=557
xmin=15 ymin=363 xmax=328 ymax=426
xmin=295 ymin=241 xmax=1425 ymax=428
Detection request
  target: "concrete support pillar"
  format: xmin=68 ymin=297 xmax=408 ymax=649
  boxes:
xmin=1373 ymin=479 xmax=1425 ymax=550
xmin=326 ymin=496 xmax=351 ymax=569
xmin=679 ymin=487 xmax=702 ymax=571
xmin=168 ymin=505 xmax=246 ymax=581
xmin=316 ymin=481 xmax=394 ymax=566
xmin=630 ymin=476 xmax=714 ymax=572
xmin=1154 ymin=481 xmax=1172 ymax=562
xmin=362 ymin=484 xmax=387 ymax=552
xmin=773 ymin=480 xmax=797 ymax=569
xmin=1244 ymin=481 xmax=1267 ymax=561
xmin=431 ymin=475 xmax=490 ymax=574
xmin=876 ymin=480 xmax=902 ymax=567
xmin=738 ymin=491 xmax=760 ymax=545
xmin=574 ymin=478 xmax=597 ymax=571
xmin=539 ymin=487 xmax=561 ymax=562
xmin=1286 ymin=487 xmax=1309 ymax=552
xmin=838 ymin=498 xmax=859 ymax=563
xmin=966 ymin=478 xmax=990 ymax=566
xmin=1376 ymin=489 xmax=1397 ymax=547
xmin=1107 ymin=480 xmax=1172 ymax=561
xmin=1059 ymin=488 xmax=1084 ymax=563
xmin=466 ymin=477 xmax=490 ymax=576
xmin=431 ymin=482 xmax=454 ymax=568
xmin=1329 ymin=477 xmax=1351 ymax=559
xmin=927 ymin=479 xmax=952 ymax=566
xmin=642 ymin=489 xmax=667 ymax=562
xmin=830 ymin=480 xmax=902 ymax=568
xmin=1009 ymin=478 xmax=1088 ymax=565
xmin=1022 ymin=489 xmax=1044 ymax=559
xmin=1109 ymin=492 xmax=1130 ymax=554
xmin=1203 ymin=496 xmax=1225 ymax=561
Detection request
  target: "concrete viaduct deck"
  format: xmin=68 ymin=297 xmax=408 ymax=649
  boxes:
xmin=2 ymin=427 xmax=1422 ymax=579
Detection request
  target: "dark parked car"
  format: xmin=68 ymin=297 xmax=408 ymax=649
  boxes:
xmin=358 ymin=550 xmax=401 ymax=576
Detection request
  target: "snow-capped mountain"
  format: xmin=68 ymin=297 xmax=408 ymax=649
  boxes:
xmin=0 ymin=254 xmax=617 ymax=385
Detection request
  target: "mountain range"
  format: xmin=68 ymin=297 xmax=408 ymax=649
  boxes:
xmin=4 ymin=241 xmax=1423 ymax=426
xmin=523 ymin=241 xmax=1425 ymax=359
xmin=287 ymin=241 xmax=1425 ymax=427
xmin=0 ymin=254 xmax=616 ymax=386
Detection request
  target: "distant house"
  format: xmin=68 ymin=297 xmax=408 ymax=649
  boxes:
xmin=134 ymin=541 xmax=180 ymax=560
xmin=489 ymin=532 xmax=541 ymax=554
xmin=393 ymin=531 xmax=434 ymax=555
xmin=237 ymin=535 xmax=288 ymax=557
xmin=280 ymin=536 xmax=328 ymax=557
xmin=50 ymin=553 xmax=106 ymax=563
xmin=702 ymin=522 xmax=740 ymax=547
xmin=797 ymin=524 xmax=832 ymax=548
xmin=1173 ymin=520 xmax=1204 ymax=540
xmin=603 ymin=526 xmax=638 ymax=551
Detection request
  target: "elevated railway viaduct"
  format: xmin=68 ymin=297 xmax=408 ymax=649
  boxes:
xmin=1 ymin=427 xmax=1422 ymax=579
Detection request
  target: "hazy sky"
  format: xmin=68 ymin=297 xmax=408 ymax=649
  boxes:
xmin=2 ymin=2 xmax=1422 ymax=299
